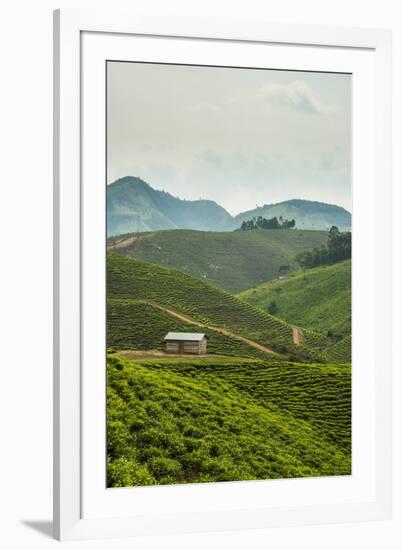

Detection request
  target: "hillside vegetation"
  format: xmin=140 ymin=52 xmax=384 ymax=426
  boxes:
xmin=239 ymin=260 xmax=351 ymax=340
xmin=326 ymin=335 xmax=352 ymax=363
xmin=107 ymin=253 xmax=331 ymax=359
xmin=107 ymin=228 xmax=328 ymax=293
xmin=295 ymin=227 xmax=351 ymax=269
xmin=107 ymin=355 xmax=351 ymax=487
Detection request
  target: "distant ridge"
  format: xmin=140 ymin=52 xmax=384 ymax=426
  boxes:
xmin=234 ymin=199 xmax=351 ymax=232
xmin=107 ymin=176 xmax=351 ymax=236
xmin=107 ymin=176 xmax=233 ymax=236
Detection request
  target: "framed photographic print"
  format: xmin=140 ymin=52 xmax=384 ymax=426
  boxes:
xmin=53 ymin=9 xmax=392 ymax=541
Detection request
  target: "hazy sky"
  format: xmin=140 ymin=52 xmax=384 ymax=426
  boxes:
xmin=107 ymin=62 xmax=351 ymax=215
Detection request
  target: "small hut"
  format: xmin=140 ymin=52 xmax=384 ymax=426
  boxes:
xmin=164 ymin=332 xmax=208 ymax=355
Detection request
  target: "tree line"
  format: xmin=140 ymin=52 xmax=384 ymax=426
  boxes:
xmin=295 ymin=226 xmax=351 ymax=268
xmin=238 ymin=215 xmax=296 ymax=231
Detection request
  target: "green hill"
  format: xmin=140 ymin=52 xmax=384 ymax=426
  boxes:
xmin=239 ymin=260 xmax=351 ymax=340
xmin=107 ymin=253 xmax=333 ymax=359
xmin=234 ymin=199 xmax=351 ymax=232
xmin=107 ymin=355 xmax=351 ymax=487
xmin=107 ymin=228 xmax=328 ymax=293
xmin=107 ymin=177 xmax=352 ymax=236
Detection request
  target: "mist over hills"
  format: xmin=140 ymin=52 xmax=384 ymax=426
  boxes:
xmin=107 ymin=176 xmax=351 ymax=237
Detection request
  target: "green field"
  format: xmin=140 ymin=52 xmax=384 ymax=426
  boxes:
xmin=107 ymin=228 xmax=328 ymax=293
xmin=239 ymin=260 xmax=351 ymax=340
xmin=107 ymin=253 xmax=331 ymax=359
xmin=107 ymin=355 xmax=351 ymax=487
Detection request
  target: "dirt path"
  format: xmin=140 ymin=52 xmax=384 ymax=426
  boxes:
xmin=149 ymin=301 xmax=279 ymax=356
xmin=107 ymin=236 xmax=139 ymax=251
xmin=292 ymin=326 xmax=304 ymax=346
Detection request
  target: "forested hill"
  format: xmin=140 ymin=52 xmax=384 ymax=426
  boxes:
xmin=234 ymin=199 xmax=351 ymax=232
xmin=107 ymin=177 xmax=352 ymax=236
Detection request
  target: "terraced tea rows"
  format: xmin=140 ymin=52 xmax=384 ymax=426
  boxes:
xmin=138 ymin=359 xmax=352 ymax=452
xmin=326 ymin=335 xmax=352 ymax=363
xmin=107 ymin=253 xmax=315 ymax=357
xmin=107 ymin=355 xmax=351 ymax=487
xmin=108 ymin=228 xmax=329 ymax=293
xmin=107 ymin=299 xmax=274 ymax=360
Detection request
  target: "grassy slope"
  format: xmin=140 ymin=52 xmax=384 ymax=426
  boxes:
xmin=107 ymin=355 xmax=351 ymax=487
xmin=107 ymin=253 xmax=330 ymax=358
xmin=107 ymin=228 xmax=328 ymax=293
xmin=239 ymin=260 xmax=351 ymax=340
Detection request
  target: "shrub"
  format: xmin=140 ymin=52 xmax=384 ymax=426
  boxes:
xmin=267 ymin=300 xmax=278 ymax=315
xmin=107 ymin=457 xmax=156 ymax=487
xmin=148 ymin=457 xmax=182 ymax=479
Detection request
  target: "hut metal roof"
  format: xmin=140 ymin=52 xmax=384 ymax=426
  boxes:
xmin=164 ymin=332 xmax=206 ymax=342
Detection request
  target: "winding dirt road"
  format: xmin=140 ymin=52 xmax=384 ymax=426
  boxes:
xmin=148 ymin=301 xmax=279 ymax=356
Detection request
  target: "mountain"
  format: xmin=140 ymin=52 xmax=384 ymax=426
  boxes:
xmin=107 ymin=177 xmax=352 ymax=236
xmin=234 ymin=199 xmax=351 ymax=232
xmin=107 ymin=176 xmax=233 ymax=236
xmin=238 ymin=260 xmax=351 ymax=341
xmin=107 ymin=228 xmax=328 ymax=293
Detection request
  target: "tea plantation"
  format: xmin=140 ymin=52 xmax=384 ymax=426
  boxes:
xmin=107 ymin=355 xmax=351 ymax=487
xmin=107 ymin=299 xmax=274 ymax=360
xmin=239 ymin=260 xmax=351 ymax=340
xmin=107 ymin=228 xmax=328 ymax=293
xmin=106 ymin=251 xmax=351 ymax=487
xmin=326 ymin=335 xmax=352 ymax=363
xmin=107 ymin=253 xmax=330 ymax=359
xmin=138 ymin=358 xmax=351 ymax=453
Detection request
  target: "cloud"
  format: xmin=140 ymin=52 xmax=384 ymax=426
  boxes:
xmin=186 ymin=102 xmax=220 ymax=113
xmin=257 ymin=80 xmax=335 ymax=115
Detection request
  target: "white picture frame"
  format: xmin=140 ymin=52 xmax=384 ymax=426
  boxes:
xmin=53 ymin=8 xmax=392 ymax=541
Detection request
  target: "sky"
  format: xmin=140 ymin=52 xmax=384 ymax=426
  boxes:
xmin=107 ymin=61 xmax=351 ymax=215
